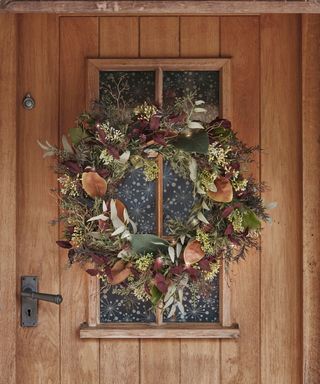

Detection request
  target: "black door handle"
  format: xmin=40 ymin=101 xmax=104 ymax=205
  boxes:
xmin=21 ymin=288 xmax=63 ymax=305
xmin=21 ymin=276 xmax=63 ymax=327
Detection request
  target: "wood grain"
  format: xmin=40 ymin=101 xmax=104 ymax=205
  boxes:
xmin=140 ymin=17 xmax=179 ymax=58
xmin=100 ymin=17 xmax=139 ymax=57
xmin=3 ymin=1 xmax=320 ymax=14
xmin=98 ymin=16 xmax=141 ymax=384
xmin=0 ymin=13 xmax=16 ymax=384
xmin=141 ymin=340 xmax=180 ymax=384
xmin=16 ymin=14 xmax=60 ymax=384
xmin=100 ymin=340 xmax=140 ymax=384
xmin=81 ymin=323 xmax=240 ymax=339
xmin=60 ymin=16 xmax=100 ymax=383
xmin=220 ymin=16 xmax=260 ymax=384
xmin=180 ymin=16 xmax=220 ymax=58
xmin=302 ymin=14 xmax=320 ymax=384
xmin=260 ymin=14 xmax=302 ymax=384
xmin=179 ymin=14 xmax=221 ymax=384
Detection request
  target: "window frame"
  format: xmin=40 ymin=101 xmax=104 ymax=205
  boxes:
xmin=81 ymin=58 xmax=239 ymax=339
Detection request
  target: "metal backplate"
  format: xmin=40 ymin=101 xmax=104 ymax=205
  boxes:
xmin=21 ymin=276 xmax=38 ymax=327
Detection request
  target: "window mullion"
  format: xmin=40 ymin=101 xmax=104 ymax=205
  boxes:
xmin=155 ymin=67 xmax=164 ymax=238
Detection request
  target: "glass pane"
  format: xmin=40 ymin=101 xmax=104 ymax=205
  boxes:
xmin=100 ymin=283 xmax=155 ymax=323
xmin=163 ymin=71 xmax=219 ymax=122
xmin=99 ymin=71 xmax=156 ymax=118
xmin=116 ymin=168 xmax=156 ymax=234
xmin=163 ymin=161 xmax=195 ymax=236
xmin=164 ymin=276 xmax=219 ymax=323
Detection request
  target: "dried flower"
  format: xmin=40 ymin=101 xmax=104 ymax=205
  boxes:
xmin=135 ymin=254 xmax=154 ymax=272
xmin=204 ymin=262 xmax=220 ymax=281
xmin=143 ymin=160 xmax=158 ymax=181
xmin=228 ymin=209 xmax=244 ymax=232
xmin=134 ymin=102 xmax=158 ymax=120
xmin=58 ymin=174 xmax=79 ymax=197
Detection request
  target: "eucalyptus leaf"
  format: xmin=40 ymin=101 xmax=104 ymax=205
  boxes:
xmin=188 ymin=121 xmax=204 ymax=129
xmin=197 ymin=211 xmax=210 ymax=224
xmin=164 ymin=285 xmax=176 ymax=302
xmin=168 ymin=246 xmax=175 ymax=262
xmin=62 ymin=134 xmax=74 ymax=154
xmin=130 ymin=234 xmax=169 ymax=253
xmin=163 ymin=296 xmax=174 ymax=310
xmin=176 ymin=242 xmax=182 ymax=258
xmin=194 ymin=107 xmax=207 ymax=113
xmin=172 ymin=130 xmax=209 ymax=154
xmin=242 ymin=210 xmax=261 ymax=230
xmin=167 ymin=303 xmax=177 ymax=318
xmin=150 ymin=285 xmax=162 ymax=306
xmin=69 ymin=127 xmax=88 ymax=145
xmin=189 ymin=158 xmax=197 ymax=182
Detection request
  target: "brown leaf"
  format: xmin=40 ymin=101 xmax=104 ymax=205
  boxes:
xmin=183 ymin=239 xmax=205 ymax=266
xmin=108 ymin=260 xmax=132 ymax=285
xmin=114 ymin=199 xmax=126 ymax=222
xmin=82 ymin=171 xmax=108 ymax=198
xmin=207 ymin=176 xmax=233 ymax=203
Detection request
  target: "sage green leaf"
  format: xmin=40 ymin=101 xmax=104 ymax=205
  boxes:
xmin=130 ymin=234 xmax=169 ymax=253
xmin=242 ymin=210 xmax=261 ymax=230
xmin=150 ymin=285 xmax=162 ymax=306
xmin=172 ymin=131 xmax=209 ymax=154
xmin=69 ymin=127 xmax=88 ymax=145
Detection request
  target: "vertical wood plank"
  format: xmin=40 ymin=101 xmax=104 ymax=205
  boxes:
xmin=100 ymin=17 xmax=139 ymax=57
xmin=302 ymin=14 xmax=320 ymax=384
xmin=260 ymin=14 xmax=302 ymax=384
xmin=16 ymin=14 xmax=60 ymax=384
xmin=99 ymin=16 xmax=141 ymax=384
xmin=180 ymin=15 xmax=221 ymax=384
xmin=60 ymin=16 xmax=100 ymax=384
xmin=140 ymin=17 xmax=179 ymax=58
xmin=220 ymin=16 xmax=261 ymax=384
xmin=100 ymin=340 xmax=140 ymax=384
xmin=141 ymin=339 xmax=180 ymax=384
xmin=0 ymin=14 xmax=17 ymax=384
xmin=140 ymin=16 xmax=180 ymax=384
xmin=180 ymin=16 xmax=220 ymax=58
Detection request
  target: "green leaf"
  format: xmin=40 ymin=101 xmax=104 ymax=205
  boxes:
xmin=242 ymin=210 xmax=261 ymax=230
xmin=172 ymin=130 xmax=209 ymax=154
xmin=150 ymin=285 xmax=162 ymax=306
xmin=69 ymin=127 xmax=88 ymax=145
xmin=130 ymin=234 xmax=169 ymax=253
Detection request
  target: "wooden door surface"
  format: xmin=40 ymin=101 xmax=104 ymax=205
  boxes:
xmin=1 ymin=13 xmax=319 ymax=384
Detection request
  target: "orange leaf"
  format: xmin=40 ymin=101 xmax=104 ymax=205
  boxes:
xmin=183 ymin=240 xmax=205 ymax=266
xmin=114 ymin=199 xmax=126 ymax=222
xmin=82 ymin=171 xmax=108 ymax=198
xmin=207 ymin=176 xmax=233 ymax=203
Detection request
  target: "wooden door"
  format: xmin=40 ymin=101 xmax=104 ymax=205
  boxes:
xmin=1 ymin=13 xmax=319 ymax=384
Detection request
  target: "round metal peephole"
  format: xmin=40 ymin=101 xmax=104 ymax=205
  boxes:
xmin=23 ymin=94 xmax=35 ymax=110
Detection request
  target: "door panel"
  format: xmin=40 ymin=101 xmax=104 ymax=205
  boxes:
xmin=17 ymin=14 xmax=60 ymax=384
xmin=220 ymin=16 xmax=261 ymax=384
xmin=0 ymin=14 xmax=305 ymax=384
xmin=0 ymin=13 xmax=17 ymax=384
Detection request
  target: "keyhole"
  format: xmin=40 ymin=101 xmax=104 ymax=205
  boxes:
xmin=27 ymin=309 xmax=31 ymax=317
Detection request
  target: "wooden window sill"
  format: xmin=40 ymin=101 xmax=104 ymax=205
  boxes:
xmin=80 ymin=322 xmax=240 ymax=339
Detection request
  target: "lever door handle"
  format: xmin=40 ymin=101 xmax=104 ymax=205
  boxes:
xmin=21 ymin=289 xmax=63 ymax=305
xmin=21 ymin=276 xmax=63 ymax=327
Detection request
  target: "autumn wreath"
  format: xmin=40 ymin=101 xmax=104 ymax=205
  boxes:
xmin=39 ymin=93 xmax=269 ymax=317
